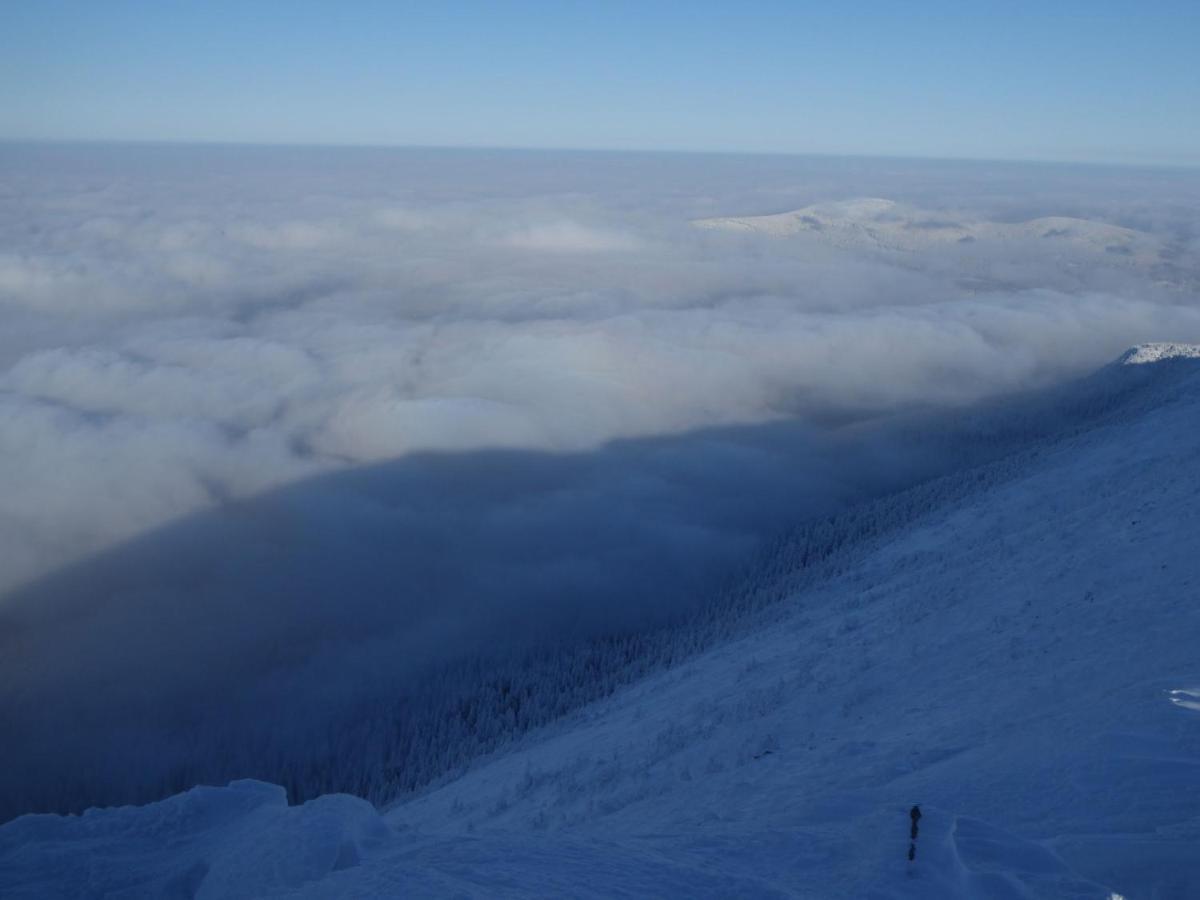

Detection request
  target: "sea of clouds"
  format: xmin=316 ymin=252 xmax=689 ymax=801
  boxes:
xmin=2 ymin=144 xmax=1198 ymax=817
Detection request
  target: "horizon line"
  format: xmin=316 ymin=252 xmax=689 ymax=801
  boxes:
xmin=2 ymin=136 xmax=1197 ymax=173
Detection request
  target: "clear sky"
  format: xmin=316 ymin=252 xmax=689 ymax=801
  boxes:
xmin=2 ymin=0 xmax=1197 ymax=164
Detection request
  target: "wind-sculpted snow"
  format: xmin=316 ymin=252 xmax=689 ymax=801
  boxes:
xmin=2 ymin=146 xmax=1200 ymax=825
xmin=0 ymin=781 xmax=389 ymax=900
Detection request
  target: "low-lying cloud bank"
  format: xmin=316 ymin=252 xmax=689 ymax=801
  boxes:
xmin=1 ymin=144 xmax=1199 ymax=817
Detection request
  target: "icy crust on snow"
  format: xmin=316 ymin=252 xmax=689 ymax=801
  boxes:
xmin=1118 ymin=342 xmax=1200 ymax=366
xmin=0 ymin=780 xmax=388 ymax=899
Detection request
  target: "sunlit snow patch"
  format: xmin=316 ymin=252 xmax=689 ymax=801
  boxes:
xmin=1118 ymin=343 xmax=1200 ymax=366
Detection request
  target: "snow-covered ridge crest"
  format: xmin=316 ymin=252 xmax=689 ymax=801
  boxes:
xmin=1117 ymin=342 xmax=1200 ymax=365
xmin=692 ymin=197 xmax=1168 ymax=270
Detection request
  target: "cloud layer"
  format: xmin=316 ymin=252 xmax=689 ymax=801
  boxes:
xmin=1 ymin=144 xmax=1199 ymax=816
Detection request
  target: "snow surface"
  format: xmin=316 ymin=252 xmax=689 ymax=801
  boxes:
xmin=4 ymin=349 xmax=1200 ymax=898
xmin=1118 ymin=342 xmax=1200 ymax=366
xmin=0 ymin=781 xmax=389 ymax=899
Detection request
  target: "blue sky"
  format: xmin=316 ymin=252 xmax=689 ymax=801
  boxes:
xmin=2 ymin=0 xmax=1197 ymax=164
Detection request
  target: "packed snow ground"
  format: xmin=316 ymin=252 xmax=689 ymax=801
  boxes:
xmin=3 ymin=346 xmax=1200 ymax=898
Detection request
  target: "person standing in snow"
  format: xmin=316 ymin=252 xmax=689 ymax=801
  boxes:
xmin=908 ymin=805 xmax=922 ymax=861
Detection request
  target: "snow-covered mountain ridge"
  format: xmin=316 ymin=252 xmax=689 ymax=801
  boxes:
xmin=692 ymin=198 xmax=1159 ymax=260
xmin=3 ymin=346 xmax=1200 ymax=898
xmin=1119 ymin=342 xmax=1200 ymax=366
xmin=692 ymin=199 xmax=1191 ymax=292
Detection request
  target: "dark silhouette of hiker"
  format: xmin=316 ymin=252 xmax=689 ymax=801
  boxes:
xmin=908 ymin=805 xmax=922 ymax=862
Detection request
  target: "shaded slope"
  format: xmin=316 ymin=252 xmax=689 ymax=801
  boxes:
xmin=4 ymin=347 xmax=1200 ymax=897
xmin=2 ymin=344 xmax=1193 ymax=824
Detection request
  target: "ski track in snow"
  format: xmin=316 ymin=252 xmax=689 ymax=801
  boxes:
xmin=3 ymin=347 xmax=1200 ymax=899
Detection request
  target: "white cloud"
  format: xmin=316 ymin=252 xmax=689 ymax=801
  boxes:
xmin=1 ymin=152 xmax=1198 ymax=593
xmin=2 ymin=146 xmax=1199 ymax=818
xmin=499 ymin=220 xmax=642 ymax=253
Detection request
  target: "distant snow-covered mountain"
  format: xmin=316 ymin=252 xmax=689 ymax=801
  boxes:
xmin=694 ymin=198 xmax=1171 ymax=274
xmin=4 ymin=345 xmax=1200 ymax=898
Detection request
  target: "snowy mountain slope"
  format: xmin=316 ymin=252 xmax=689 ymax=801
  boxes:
xmin=693 ymin=199 xmax=1176 ymax=282
xmin=3 ymin=346 xmax=1200 ymax=898
xmin=7 ymin=337 xmax=1183 ymax=828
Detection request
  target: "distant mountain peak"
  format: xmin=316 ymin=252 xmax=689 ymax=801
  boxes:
xmin=691 ymin=199 xmax=1168 ymax=273
xmin=1118 ymin=342 xmax=1200 ymax=365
